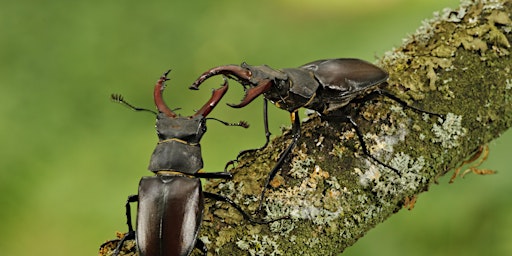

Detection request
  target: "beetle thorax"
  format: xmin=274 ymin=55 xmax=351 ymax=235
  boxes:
xmin=155 ymin=114 xmax=206 ymax=144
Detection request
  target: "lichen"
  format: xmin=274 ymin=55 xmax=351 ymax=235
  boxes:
xmin=264 ymin=165 xmax=344 ymax=226
xmin=431 ymin=113 xmax=467 ymax=148
xmin=236 ymin=234 xmax=283 ymax=256
xmin=288 ymin=154 xmax=315 ymax=179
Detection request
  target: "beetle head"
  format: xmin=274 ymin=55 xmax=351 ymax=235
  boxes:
xmin=190 ymin=63 xmax=288 ymax=108
xmin=155 ymin=70 xmax=229 ymax=143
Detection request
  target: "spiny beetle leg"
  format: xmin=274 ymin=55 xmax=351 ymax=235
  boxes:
xmin=352 ymin=88 xmax=444 ymax=119
xmin=193 ymin=171 xmax=233 ymax=179
xmin=232 ymin=99 xmax=272 ymax=160
xmin=124 ymin=195 xmax=138 ymax=233
xmin=257 ymin=110 xmax=301 ymax=212
xmin=194 ymin=239 xmax=208 ymax=256
xmin=111 ymin=194 xmax=138 ymax=256
xmin=112 ymin=231 xmax=135 ymax=256
xmin=345 ymin=116 xmax=402 ymax=175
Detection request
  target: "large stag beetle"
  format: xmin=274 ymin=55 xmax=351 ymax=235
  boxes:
xmin=101 ymin=70 xmax=283 ymax=256
xmin=190 ymin=58 xmax=443 ymax=210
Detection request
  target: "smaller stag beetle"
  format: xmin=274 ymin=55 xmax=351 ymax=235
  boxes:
xmin=190 ymin=58 xmax=443 ymax=210
xmin=101 ymin=70 xmax=282 ymax=256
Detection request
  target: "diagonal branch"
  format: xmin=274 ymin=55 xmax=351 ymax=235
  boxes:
xmin=197 ymin=1 xmax=512 ymax=255
xmin=99 ymin=1 xmax=512 ymax=255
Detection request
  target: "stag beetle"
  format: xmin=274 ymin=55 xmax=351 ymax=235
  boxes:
xmin=101 ymin=70 xmax=282 ymax=256
xmin=190 ymin=58 xmax=443 ymax=210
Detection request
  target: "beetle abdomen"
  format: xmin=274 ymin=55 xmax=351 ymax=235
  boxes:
xmin=300 ymin=58 xmax=388 ymax=92
xmin=137 ymin=175 xmax=204 ymax=256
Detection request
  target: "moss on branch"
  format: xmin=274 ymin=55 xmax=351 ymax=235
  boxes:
xmin=100 ymin=0 xmax=512 ymax=255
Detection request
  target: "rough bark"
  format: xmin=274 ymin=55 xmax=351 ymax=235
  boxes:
xmin=99 ymin=0 xmax=512 ymax=255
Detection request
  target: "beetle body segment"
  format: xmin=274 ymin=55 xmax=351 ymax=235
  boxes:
xmin=148 ymin=114 xmax=205 ymax=174
xmin=155 ymin=114 xmax=206 ymax=144
xmin=148 ymin=140 xmax=203 ymax=174
xmin=300 ymin=58 xmax=388 ymax=91
xmin=299 ymin=58 xmax=388 ymax=113
xmin=137 ymin=175 xmax=203 ymax=256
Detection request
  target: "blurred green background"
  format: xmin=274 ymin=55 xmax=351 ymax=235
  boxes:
xmin=1 ymin=0 xmax=511 ymax=255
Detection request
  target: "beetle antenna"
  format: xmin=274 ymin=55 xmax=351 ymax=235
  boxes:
xmin=207 ymin=118 xmax=249 ymax=128
xmin=111 ymin=94 xmax=157 ymax=115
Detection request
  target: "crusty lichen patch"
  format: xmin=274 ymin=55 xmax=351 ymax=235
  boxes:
xmin=431 ymin=113 xmax=467 ymax=148
xmin=380 ymin=0 xmax=511 ymax=102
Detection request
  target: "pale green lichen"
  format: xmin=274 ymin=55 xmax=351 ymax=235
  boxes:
xmin=367 ymin=153 xmax=426 ymax=205
xmin=389 ymin=152 xmax=426 ymax=174
xmin=236 ymin=234 xmax=283 ymax=256
xmin=356 ymin=165 xmax=382 ymax=188
xmin=431 ymin=113 xmax=467 ymax=148
xmin=389 ymin=105 xmax=406 ymax=116
xmin=288 ymin=155 xmax=315 ymax=179
xmin=380 ymin=0 xmax=511 ymax=101
xmin=265 ymin=166 xmax=344 ymax=222
xmin=329 ymin=143 xmax=344 ymax=158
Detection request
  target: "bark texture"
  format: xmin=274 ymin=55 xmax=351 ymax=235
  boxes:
xmin=198 ymin=1 xmax=512 ymax=255
xmin=99 ymin=1 xmax=512 ymax=255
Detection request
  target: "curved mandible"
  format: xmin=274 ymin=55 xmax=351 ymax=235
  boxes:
xmin=193 ymin=77 xmax=229 ymax=117
xmin=153 ymin=70 xmax=177 ymax=117
xmin=189 ymin=65 xmax=251 ymax=90
xmin=227 ymin=79 xmax=273 ymax=108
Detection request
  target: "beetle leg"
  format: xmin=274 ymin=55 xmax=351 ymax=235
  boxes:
xmin=354 ymin=88 xmax=444 ymax=118
xmin=203 ymin=192 xmax=288 ymax=224
xmin=124 ymin=194 xmax=138 ymax=233
xmin=193 ymin=171 xmax=233 ymax=179
xmin=262 ymin=99 xmax=272 ymax=148
xmin=228 ymin=79 xmax=273 ymax=108
xmin=111 ymin=194 xmax=138 ymax=256
xmin=380 ymin=89 xmax=444 ymax=118
xmin=231 ymin=99 xmax=272 ymax=161
xmin=112 ymin=231 xmax=135 ymax=256
xmin=194 ymin=239 xmax=208 ymax=255
xmin=258 ymin=110 xmax=301 ymax=212
xmin=345 ymin=116 xmax=402 ymax=175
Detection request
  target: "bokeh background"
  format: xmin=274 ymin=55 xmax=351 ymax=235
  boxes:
xmin=1 ymin=0 xmax=511 ymax=255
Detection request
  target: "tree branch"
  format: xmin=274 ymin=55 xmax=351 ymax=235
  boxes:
xmin=197 ymin=1 xmax=512 ymax=255
xmin=99 ymin=0 xmax=512 ymax=255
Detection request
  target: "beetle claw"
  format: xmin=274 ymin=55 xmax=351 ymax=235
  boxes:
xmin=194 ymin=77 xmax=229 ymax=117
xmin=190 ymin=65 xmax=251 ymax=90
xmin=154 ymin=70 xmax=177 ymax=117
xmin=227 ymin=79 xmax=273 ymax=108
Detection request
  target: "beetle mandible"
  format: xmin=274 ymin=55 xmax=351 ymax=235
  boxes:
xmin=101 ymin=70 xmax=282 ymax=256
xmin=190 ymin=58 xmax=443 ymax=210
